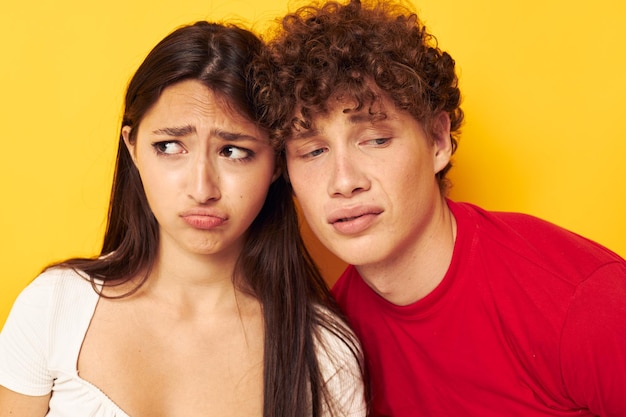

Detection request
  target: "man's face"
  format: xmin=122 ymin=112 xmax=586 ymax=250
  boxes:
xmin=285 ymin=96 xmax=452 ymax=271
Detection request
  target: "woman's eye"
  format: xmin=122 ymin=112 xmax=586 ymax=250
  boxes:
xmin=221 ymin=145 xmax=253 ymax=160
xmin=153 ymin=141 xmax=184 ymax=155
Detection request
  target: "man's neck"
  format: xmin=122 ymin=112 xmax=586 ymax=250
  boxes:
xmin=357 ymin=200 xmax=457 ymax=306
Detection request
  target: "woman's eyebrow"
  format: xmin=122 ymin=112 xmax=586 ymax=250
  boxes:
xmin=214 ymin=129 xmax=261 ymax=142
xmin=152 ymin=125 xmax=261 ymax=143
xmin=151 ymin=125 xmax=195 ymax=136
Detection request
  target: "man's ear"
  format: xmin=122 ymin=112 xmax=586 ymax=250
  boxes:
xmin=432 ymin=111 xmax=453 ymax=175
xmin=121 ymin=126 xmax=137 ymax=164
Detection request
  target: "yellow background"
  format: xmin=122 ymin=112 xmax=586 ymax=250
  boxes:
xmin=1 ymin=0 xmax=625 ymax=328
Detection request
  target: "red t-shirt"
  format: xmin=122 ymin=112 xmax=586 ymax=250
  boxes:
xmin=333 ymin=200 xmax=626 ymax=416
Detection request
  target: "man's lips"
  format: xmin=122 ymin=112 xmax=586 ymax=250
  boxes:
xmin=327 ymin=206 xmax=383 ymax=234
xmin=327 ymin=206 xmax=383 ymax=224
xmin=335 ymin=215 xmax=363 ymax=223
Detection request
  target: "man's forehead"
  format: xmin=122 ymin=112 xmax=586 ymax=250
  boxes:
xmin=289 ymin=95 xmax=392 ymax=137
xmin=288 ymin=109 xmax=378 ymax=140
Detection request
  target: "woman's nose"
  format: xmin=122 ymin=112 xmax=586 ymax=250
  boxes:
xmin=186 ymin=156 xmax=221 ymax=203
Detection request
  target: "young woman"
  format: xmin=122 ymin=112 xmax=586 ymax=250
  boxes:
xmin=0 ymin=21 xmax=366 ymax=417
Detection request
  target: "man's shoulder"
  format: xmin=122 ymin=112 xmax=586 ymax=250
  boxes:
xmin=449 ymin=200 xmax=550 ymax=228
xmin=331 ymin=265 xmax=380 ymax=315
xmin=331 ymin=265 xmax=360 ymax=300
xmin=450 ymin=200 xmax=625 ymax=280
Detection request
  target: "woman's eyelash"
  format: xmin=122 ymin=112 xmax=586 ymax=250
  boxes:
xmin=221 ymin=145 xmax=255 ymax=161
xmin=151 ymin=141 xmax=184 ymax=155
xmin=149 ymin=141 xmax=257 ymax=162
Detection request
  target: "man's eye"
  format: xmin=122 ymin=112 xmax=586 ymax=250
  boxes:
xmin=367 ymin=138 xmax=391 ymax=146
xmin=153 ymin=141 xmax=184 ymax=155
xmin=307 ymin=148 xmax=326 ymax=158
xmin=221 ymin=145 xmax=253 ymax=160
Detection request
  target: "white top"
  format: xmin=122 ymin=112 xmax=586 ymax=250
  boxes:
xmin=0 ymin=268 xmax=366 ymax=417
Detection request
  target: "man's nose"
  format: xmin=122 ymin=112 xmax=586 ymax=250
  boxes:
xmin=327 ymin=151 xmax=370 ymax=197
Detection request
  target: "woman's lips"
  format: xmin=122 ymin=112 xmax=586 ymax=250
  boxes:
xmin=180 ymin=209 xmax=227 ymax=230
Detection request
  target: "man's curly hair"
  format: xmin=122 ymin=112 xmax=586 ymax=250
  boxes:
xmin=252 ymin=0 xmax=464 ymax=192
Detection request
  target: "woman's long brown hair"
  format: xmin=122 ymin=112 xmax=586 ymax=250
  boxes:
xmin=53 ymin=21 xmax=363 ymax=416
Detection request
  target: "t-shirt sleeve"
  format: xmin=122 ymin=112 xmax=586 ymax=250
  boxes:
xmin=0 ymin=275 xmax=54 ymax=396
xmin=560 ymin=261 xmax=626 ymax=416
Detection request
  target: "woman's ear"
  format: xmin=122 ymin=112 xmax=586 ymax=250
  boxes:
xmin=121 ymin=126 xmax=137 ymax=164
xmin=271 ymin=166 xmax=281 ymax=183
xmin=432 ymin=111 xmax=453 ymax=175
xmin=272 ymin=153 xmax=286 ymax=183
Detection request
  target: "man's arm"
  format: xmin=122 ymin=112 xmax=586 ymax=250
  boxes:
xmin=561 ymin=262 xmax=626 ymax=416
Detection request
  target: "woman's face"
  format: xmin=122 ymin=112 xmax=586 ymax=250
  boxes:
xmin=122 ymin=79 xmax=277 ymax=261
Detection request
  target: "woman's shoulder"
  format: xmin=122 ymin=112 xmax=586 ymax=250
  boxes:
xmin=0 ymin=267 xmax=100 ymax=396
xmin=313 ymin=303 xmax=363 ymax=361
xmin=312 ymin=304 xmax=367 ymax=416
xmin=14 ymin=267 xmax=98 ymax=320
xmin=24 ymin=266 xmax=94 ymax=296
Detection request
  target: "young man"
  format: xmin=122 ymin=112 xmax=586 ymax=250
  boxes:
xmin=253 ymin=0 xmax=626 ymax=415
